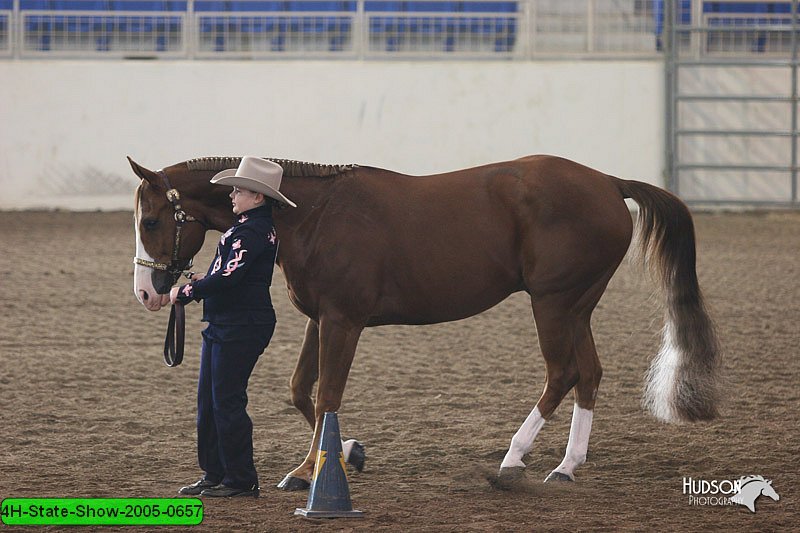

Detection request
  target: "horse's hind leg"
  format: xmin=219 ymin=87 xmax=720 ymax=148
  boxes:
xmin=498 ymin=281 xmax=608 ymax=486
xmin=544 ymin=322 xmax=601 ymax=482
xmin=498 ymin=292 xmax=581 ymax=484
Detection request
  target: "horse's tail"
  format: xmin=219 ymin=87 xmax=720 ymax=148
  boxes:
xmin=615 ymin=178 xmax=720 ymax=423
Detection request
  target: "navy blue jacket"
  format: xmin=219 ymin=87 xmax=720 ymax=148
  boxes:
xmin=177 ymin=205 xmax=277 ymax=326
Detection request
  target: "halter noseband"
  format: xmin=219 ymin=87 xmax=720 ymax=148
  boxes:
xmin=134 ymin=169 xmax=205 ymax=284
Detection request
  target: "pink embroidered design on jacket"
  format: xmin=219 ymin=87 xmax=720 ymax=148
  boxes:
xmin=231 ymin=239 xmax=242 ymax=250
xmin=267 ymin=228 xmax=277 ymax=245
xmin=220 ymin=227 xmax=234 ymax=245
xmin=222 ymin=249 xmax=247 ymax=277
xmin=238 ymin=214 xmax=249 ymax=223
xmin=210 ymin=256 xmax=222 ymax=274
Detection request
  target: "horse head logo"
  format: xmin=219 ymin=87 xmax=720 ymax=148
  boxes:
xmin=730 ymin=476 xmax=780 ymax=513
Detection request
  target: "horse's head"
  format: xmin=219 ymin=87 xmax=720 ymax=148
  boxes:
xmin=130 ymin=157 xmax=210 ymax=311
xmin=761 ymin=479 xmax=780 ymax=502
xmin=732 ymin=476 xmax=781 ymax=512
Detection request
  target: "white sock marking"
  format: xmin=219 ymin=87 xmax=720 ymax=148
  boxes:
xmin=500 ymin=406 xmax=545 ymax=469
xmin=552 ymin=403 xmax=594 ymax=480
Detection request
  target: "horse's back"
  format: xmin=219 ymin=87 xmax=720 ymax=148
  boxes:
xmin=298 ymin=155 xmax=635 ymax=325
xmin=352 ymin=154 xmax=633 ymax=255
xmin=410 ymin=154 xmax=634 ymax=294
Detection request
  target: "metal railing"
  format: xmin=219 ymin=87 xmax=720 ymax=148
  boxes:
xmin=665 ymin=0 xmax=800 ymax=206
xmin=19 ymin=11 xmax=187 ymax=57
xmin=530 ymin=0 xmax=657 ymax=55
xmin=5 ymin=0 xmax=667 ymax=59
xmin=193 ymin=5 xmax=359 ymax=58
xmin=10 ymin=1 xmax=799 ymax=61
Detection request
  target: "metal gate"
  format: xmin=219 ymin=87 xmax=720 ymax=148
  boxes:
xmin=665 ymin=0 xmax=799 ymax=207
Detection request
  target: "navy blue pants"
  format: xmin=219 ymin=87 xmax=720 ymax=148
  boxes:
xmin=197 ymin=323 xmax=274 ymax=490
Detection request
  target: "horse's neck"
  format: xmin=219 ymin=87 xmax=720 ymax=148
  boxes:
xmin=195 ymin=182 xmax=236 ymax=232
xmin=273 ymin=174 xmax=338 ymax=231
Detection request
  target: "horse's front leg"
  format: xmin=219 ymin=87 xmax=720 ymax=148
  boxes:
xmin=278 ymin=316 xmax=363 ymax=491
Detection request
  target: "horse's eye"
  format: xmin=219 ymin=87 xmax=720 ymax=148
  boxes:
xmin=143 ymin=219 xmax=159 ymax=231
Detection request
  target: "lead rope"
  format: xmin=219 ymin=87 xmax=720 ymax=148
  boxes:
xmin=164 ymin=302 xmax=185 ymax=367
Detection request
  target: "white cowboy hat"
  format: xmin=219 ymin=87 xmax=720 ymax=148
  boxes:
xmin=210 ymin=156 xmax=297 ymax=208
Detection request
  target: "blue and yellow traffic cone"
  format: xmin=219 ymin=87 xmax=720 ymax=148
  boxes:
xmin=294 ymin=412 xmax=364 ymax=519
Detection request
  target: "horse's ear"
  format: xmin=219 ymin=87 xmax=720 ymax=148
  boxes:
xmin=127 ymin=156 xmax=161 ymax=187
xmin=768 ymin=480 xmax=773 ymax=485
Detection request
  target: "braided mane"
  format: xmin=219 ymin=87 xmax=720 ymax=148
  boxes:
xmin=186 ymin=157 xmax=357 ymax=177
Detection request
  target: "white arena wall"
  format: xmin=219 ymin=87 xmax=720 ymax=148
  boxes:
xmin=0 ymin=60 xmax=663 ymax=210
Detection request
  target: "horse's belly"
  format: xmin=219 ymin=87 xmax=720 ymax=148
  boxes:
xmin=366 ymin=273 xmax=524 ymax=327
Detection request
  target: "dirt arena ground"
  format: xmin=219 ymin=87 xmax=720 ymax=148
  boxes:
xmin=0 ymin=209 xmax=798 ymax=532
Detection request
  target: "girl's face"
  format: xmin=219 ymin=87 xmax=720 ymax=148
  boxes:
xmin=230 ymin=187 xmax=264 ymax=215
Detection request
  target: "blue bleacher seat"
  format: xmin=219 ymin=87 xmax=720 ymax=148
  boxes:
xmin=51 ymin=1 xmax=107 ymax=33
xmin=368 ymin=2 xmax=412 ymax=50
xmin=23 ymin=1 xmax=54 ymax=38
xmin=404 ymin=1 xmax=457 ymax=12
xmin=286 ymin=1 xmax=339 ymax=11
xmin=705 ymin=2 xmax=791 ymax=14
xmin=228 ymin=1 xmax=286 ymax=11
xmin=52 ymin=0 xmax=109 ymax=9
xmin=199 ymin=14 xmax=225 ymax=33
xmin=111 ymin=1 xmax=166 ymax=11
xmin=680 ymin=0 xmax=690 ymax=24
xmin=364 ymin=1 xmax=402 ymax=12
xmin=419 ymin=17 xmax=443 ymax=34
xmin=194 ymin=1 xmax=227 ymax=11
xmin=287 ymin=1 xmax=348 ymax=11
xmin=284 ymin=1 xmax=353 ymax=36
xmin=21 ymin=0 xmax=54 ymax=8
xmin=461 ymin=2 xmax=516 ymax=13
xmin=111 ymin=0 xmax=157 ymax=34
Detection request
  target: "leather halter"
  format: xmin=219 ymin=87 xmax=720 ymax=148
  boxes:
xmin=134 ymin=169 xmax=205 ymax=285
xmin=134 ymin=169 xmax=205 ymax=368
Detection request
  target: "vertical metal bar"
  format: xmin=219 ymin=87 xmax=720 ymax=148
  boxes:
xmin=357 ymin=0 xmax=365 ymax=60
xmin=664 ymin=0 xmax=677 ymax=194
xmin=587 ymin=0 xmax=594 ymax=53
xmin=527 ymin=0 xmax=536 ymax=59
xmin=792 ymin=0 xmax=799 ymax=204
xmin=12 ymin=0 xmax=19 ymax=59
xmin=186 ymin=0 xmax=195 ymax=59
xmin=690 ymin=0 xmax=701 ymax=58
xmin=517 ymin=0 xmax=529 ymax=59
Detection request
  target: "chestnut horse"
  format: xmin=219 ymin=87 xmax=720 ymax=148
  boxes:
xmin=130 ymin=154 xmax=720 ymax=489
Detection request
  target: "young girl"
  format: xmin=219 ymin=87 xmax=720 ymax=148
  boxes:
xmin=170 ymin=157 xmax=296 ymax=498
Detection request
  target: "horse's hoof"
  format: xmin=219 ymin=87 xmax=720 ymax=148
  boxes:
xmin=346 ymin=440 xmax=366 ymax=472
xmin=495 ymin=466 xmax=525 ymax=489
xmin=276 ymin=475 xmax=311 ymax=491
xmin=544 ymin=471 xmax=574 ymax=483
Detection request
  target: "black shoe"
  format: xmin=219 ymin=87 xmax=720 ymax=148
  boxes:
xmin=200 ymin=484 xmax=259 ymax=498
xmin=178 ymin=478 xmax=221 ymax=496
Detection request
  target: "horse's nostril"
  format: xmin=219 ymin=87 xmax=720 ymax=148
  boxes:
xmin=140 ymin=290 xmax=149 ymax=301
